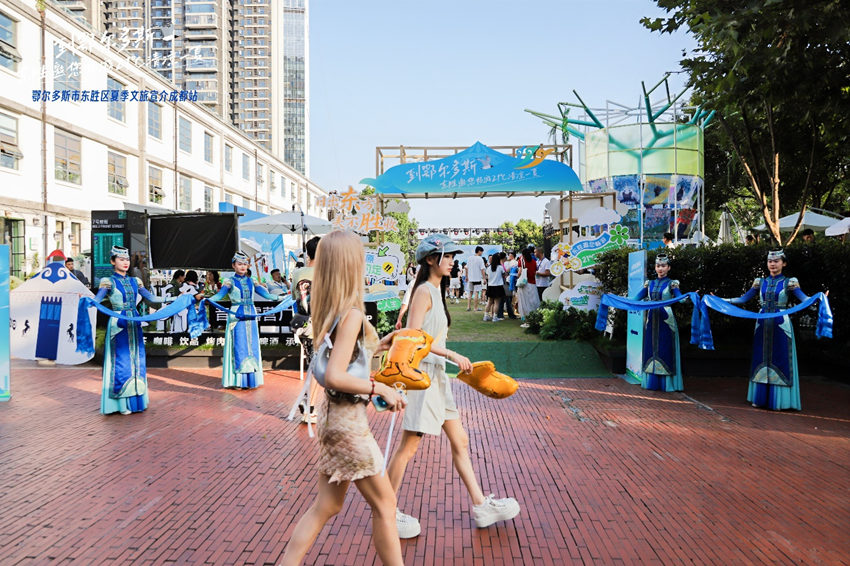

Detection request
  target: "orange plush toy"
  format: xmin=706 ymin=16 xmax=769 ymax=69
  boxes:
xmin=454 ymin=361 xmax=518 ymax=399
xmin=373 ymin=329 xmax=434 ymax=391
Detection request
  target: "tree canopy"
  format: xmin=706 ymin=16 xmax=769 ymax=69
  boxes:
xmin=643 ymin=0 xmax=850 ymax=244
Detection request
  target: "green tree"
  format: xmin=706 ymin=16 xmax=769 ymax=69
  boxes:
xmin=472 ymin=219 xmax=542 ymax=250
xmin=643 ymin=0 xmax=850 ymax=244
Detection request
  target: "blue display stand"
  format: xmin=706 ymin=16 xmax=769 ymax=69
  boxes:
xmin=625 ymin=250 xmax=646 ymax=384
xmin=0 ymin=245 xmax=10 ymax=401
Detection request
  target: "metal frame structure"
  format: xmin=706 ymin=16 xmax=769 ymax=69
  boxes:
xmin=526 ymin=74 xmax=712 ymax=245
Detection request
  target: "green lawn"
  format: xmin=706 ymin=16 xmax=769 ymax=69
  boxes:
xmin=444 ymin=299 xmax=543 ymax=342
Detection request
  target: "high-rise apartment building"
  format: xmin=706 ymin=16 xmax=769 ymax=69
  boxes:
xmin=51 ymin=0 xmax=309 ymax=174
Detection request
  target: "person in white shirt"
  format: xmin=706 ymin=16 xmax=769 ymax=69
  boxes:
xmin=267 ymin=269 xmax=289 ymax=295
xmin=483 ymin=253 xmax=506 ymax=322
xmin=171 ymin=270 xmax=204 ymax=333
xmin=465 ymin=246 xmax=487 ymax=312
xmin=534 ymin=247 xmax=552 ymax=301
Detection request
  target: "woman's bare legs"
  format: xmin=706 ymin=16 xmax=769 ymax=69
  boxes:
xmin=442 ymin=419 xmax=485 ymax=505
xmin=280 ymin=475 xmax=348 ymax=566
xmin=386 ymin=430 xmax=422 ymax=494
xmin=354 ymin=473 xmax=404 ymax=565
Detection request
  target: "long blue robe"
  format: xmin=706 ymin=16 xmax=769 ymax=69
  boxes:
xmin=729 ymin=276 xmax=809 ymax=411
xmin=633 ymin=277 xmax=684 ymax=392
xmin=209 ymin=276 xmax=280 ymax=389
xmin=95 ymin=274 xmax=164 ymax=415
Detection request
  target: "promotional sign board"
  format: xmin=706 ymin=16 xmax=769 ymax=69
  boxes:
xmin=91 ymin=210 xmax=147 ymax=287
xmin=365 ymin=243 xmax=404 ymax=284
xmin=0 ymin=245 xmax=10 ymax=401
xmin=626 ymin=250 xmax=646 ymax=382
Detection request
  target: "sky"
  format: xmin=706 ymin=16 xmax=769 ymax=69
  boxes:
xmin=308 ymin=0 xmax=696 ymax=228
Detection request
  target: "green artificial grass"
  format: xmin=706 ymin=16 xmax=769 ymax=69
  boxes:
xmin=444 ymin=300 xmax=541 ymax=342
xmin=442 ymin=301 xmax=610 ymax=378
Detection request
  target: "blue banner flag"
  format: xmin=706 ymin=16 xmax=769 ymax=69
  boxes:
xmin=362 ymin=142 xmax=582 ymax=196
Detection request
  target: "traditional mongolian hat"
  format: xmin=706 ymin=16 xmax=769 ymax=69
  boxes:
xmin=232 ymin=251 xmax=250 ymax=264
xmin=111 ymin=245 xmax=130 ymax=259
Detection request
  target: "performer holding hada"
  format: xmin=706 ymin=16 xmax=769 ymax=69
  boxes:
xmin=721 ymin=250 xmax=821 ymax=411
xmin=93 ymin=246 xmax=169 ymax=415
xmin=632 ymin=254 xmax=685 ymax=392
xmin=207 ymin=251 xmax=285 ymax=390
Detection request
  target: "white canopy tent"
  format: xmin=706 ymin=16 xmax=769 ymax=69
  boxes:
xmin=825 ymin=217 xmax=850 ymax=237
xmin=752 ymin=210 xmax=841 ymax=233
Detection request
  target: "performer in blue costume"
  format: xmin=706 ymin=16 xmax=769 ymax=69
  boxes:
xmin=632 ymin=254 xmax=684 ymax=392
xmin=208 ymin=251 xmax=284 ymax=389
xmin=94 ymin=246 xmax=169 ymax=415
xmin=723 ymin=250 xmax=813 ymax=411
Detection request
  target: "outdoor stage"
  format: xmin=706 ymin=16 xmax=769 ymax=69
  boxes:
xmin=1 ymin=361 xmax=848 ymax=564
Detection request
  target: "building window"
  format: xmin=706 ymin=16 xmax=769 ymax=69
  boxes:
xmin=179 ymin=175 xmax=192 ymax=210
xmin=242 ymin=152 xmax=249 ymax=180
xmin=0 ymin=218 xmax=25 ymax=278
xmin=54 ymin=220 xmax=65 ymax=250
xmin=148 ymin=102 xmax=161 ymax=139
xmin=54 ymin=129 xmax=82 ymax=184
xmin=70 ymin=222 xmax=81 ymax=257
xmin=225 ymin=144 xmax=232 ymax=172
xmin=148 ymin=165 xmax=164 ymax=204
xmin=107 ymin=151 xmax=128 ymax=195
xmin=0 ymin=112 xmax=23 ymax=169
xmin=107 ymin=76 xmax=125 ymax=122
xmin=279 ymin=174 xmax=285 ymax=197
xmin=204 ymin=185 xmax=213 ymax=212
xmin=204 ymin=132 xmax=213 ymax=163
xmin=0 ymin=12 xmax=22 ymax=72
xmin=224 ymin=192 xmax=233 ymax=204
xmin=53 ymin=43 xmax=81 ymax=91
xmin=178 ymin=116 xmax=191 ymax=153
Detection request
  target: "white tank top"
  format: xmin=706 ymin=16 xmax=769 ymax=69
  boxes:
xmin=419 ymin=281 xmax=447 ymax=368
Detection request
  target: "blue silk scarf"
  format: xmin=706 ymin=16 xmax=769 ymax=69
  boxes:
xmin=696 ymin=293 xmax=833 ymax=350
xmin=75 ymin=294 xmax=200 ymax=356
xmin=192 ymin=295 xmax=296 ymax=337
xmin=595 ymin=292 xmax=703 ymax=345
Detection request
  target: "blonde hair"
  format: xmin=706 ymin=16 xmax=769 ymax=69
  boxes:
xmin=311 ymin=230 xmax=379 ymax=352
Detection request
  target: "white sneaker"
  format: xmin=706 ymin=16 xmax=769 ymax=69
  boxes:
xmin=482 ymin=314 xmax=491 ymax=321
xmin=519 ymin=323 xmax=530 ymax=328
xmin=472 ymin=495 xmax=520 ymax=528
xmin=396 ymin=509 xmax=421 ymax=539
xmin=492 ymin=317 xmax=503 ymax=322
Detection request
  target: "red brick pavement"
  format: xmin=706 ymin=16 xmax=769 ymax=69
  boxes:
xmin=1 ymin=363 xmax=848 ymax=565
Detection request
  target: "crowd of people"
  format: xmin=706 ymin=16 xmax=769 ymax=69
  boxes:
xmin=397 ymin=244 xmax=556 ymax=328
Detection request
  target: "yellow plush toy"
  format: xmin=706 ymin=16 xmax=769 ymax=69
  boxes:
xmin=373 ymin=329 xmax=434 ymax=391
xmin=455 ymin=361 xmax=518 ymax=399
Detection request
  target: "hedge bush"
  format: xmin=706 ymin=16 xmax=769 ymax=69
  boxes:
xmin=593 ymin=239 xmax=850 ymax=351
xmin=524 ymin=300 xmax=599 ymax=341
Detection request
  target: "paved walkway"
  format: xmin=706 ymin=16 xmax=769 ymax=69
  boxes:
xmin=1 ymin=362 xmax=848 ymax=565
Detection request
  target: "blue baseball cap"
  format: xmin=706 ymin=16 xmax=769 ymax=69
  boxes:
xmin=415 ymin=233 xmax=464 ymax=263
